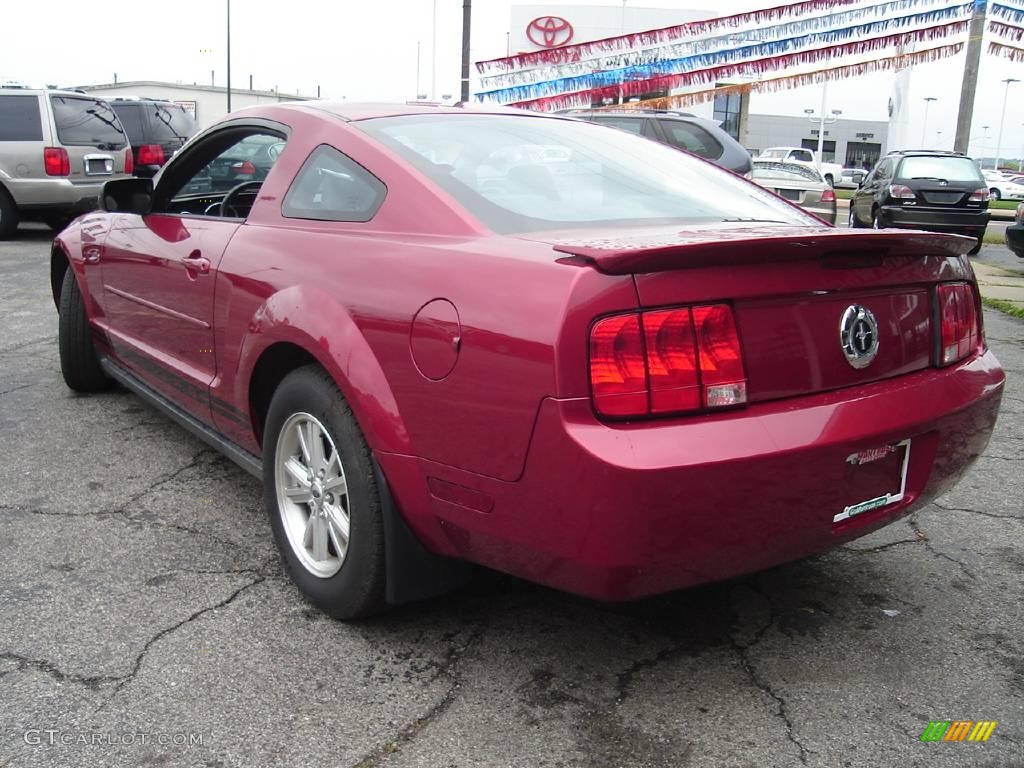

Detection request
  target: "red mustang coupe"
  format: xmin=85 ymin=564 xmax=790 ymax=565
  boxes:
xmin=52 ymin=103 xmax=1004 ymax=618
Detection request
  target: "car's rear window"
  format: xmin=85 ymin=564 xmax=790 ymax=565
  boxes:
xmin=0 ymin=94 xmax=43 ymax=141
xmin=752 ymin=162 xmax=823 ymax=183
xmin=897 ymin=156 xmax=984 ymax=183
xmin=146 ymin=103 xmax=196 ymax=141
xmin=356 ymin=114 xmax=810 ymax=234
xmin=49 ymin=96 xmax=127 ymax=149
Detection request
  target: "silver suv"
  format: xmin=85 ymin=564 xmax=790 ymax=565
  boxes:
xmin=0 ymin=87 xmax=132 ymax=238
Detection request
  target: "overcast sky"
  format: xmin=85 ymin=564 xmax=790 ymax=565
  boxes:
xmin=4 ymin=0 xmax=1024 ymax=160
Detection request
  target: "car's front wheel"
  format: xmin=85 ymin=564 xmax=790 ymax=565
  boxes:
xmin=58 ymin=268 xmax=110 ymax=392
xmin=263 ymin=366 xmax=386 ymax=619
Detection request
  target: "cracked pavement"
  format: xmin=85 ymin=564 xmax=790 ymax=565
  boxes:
xmin=1 ymin=228 xmax=1022 ymax=767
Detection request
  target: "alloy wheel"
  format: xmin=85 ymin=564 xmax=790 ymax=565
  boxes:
xmin=274 ymin=412 xmax=351 ymax=578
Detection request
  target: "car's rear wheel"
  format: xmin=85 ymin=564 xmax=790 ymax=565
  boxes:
xmin=0 ymin=188 xmax=18 ymax=240
xmin=848 ymin=205 xmax=860 ymax=228
xmin=969 ymin=237 xmax=983 ymax=255
xmin=872 ymin=210 xmax=883 ymax=229
xmin=58 ymin=268 xmax=110 ymax=392
xmin=990 ymin=188 xmax=1001 ymax=201
xmin=44 ymin=215 xmax=73 ymax=233
xmin=824 ymin=174 xmax=834 ymax=187
xmin=263 ymin=365 xmax=386 ymax=619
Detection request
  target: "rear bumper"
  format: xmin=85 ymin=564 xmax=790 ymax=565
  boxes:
xmin=879 ymin=205 xmax=989 ymax=236
xmin=386 ymin=350 xmax=1004 ymax=601
xmin=5 ymin=176 xmax=121 ymax=213
xmin=1006 ymin=223 xmax=1024 ymax=258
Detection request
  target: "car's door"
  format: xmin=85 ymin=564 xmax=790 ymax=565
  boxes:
xmin=100 ymin=122 xmax=288 ymax=420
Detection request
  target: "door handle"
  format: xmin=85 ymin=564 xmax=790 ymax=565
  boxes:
xmin=183 ymin=250 xmax=211 ymax=277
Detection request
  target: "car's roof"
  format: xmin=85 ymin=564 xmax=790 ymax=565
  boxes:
xmin=0 ymin=87 xmax=99 ymax=97
xmin=291 ymin=101 xmax=548 ymax=122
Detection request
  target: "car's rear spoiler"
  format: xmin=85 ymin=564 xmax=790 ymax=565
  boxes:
xmin=551 ymin=227 xmax=975 ymax=275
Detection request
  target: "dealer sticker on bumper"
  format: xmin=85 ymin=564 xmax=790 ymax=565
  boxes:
xmin=833 ymin=439 xmax=912 ymax=524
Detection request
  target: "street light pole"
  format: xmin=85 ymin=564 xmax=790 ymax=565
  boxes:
xmin=431 ymin=0 xmax=438 ymax=100
xmin=995 ymin=77 xmax=1019 ymax=172
xmin=226 ymin=0 xmax=232 ymax=112
xmin=921 ymin=97 xmax=937 ymax=147
xmin=817 ymin=82 xmax=828 ymax=170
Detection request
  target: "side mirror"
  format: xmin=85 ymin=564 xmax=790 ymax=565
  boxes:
xmin=99 ymin=177 xmax=153 ymax=215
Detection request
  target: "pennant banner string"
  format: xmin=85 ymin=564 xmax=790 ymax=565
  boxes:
xmin=989 ymin=39 xmax=1024 ymax=58
xmin=480 ymin=0 xmax=965 ymax=91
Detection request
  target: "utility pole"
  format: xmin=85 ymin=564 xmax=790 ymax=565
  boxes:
xmin=922 ymin=97 xmax=937 ymax=147
xmin=226 ymin=0 xmax=232 ymax=112
xmin=460 ymin=0 xmax=472 ymax=103
xmin=954 ymin=0 xmax=986 ymax=153
xmin=995 ymin=77 xmax=1019 ymax=171
xmin=431 ymin=0 xmax=438 ymax=100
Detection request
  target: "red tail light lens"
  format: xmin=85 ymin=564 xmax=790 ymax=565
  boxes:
xmin=937 ymin=282 xmax=980 ymax=366
xmin=968 ymin=188 xmax=990 ymax=202
xmin=820 ymin=187 xmax=836 ymax=203
xmin=43 ymin=147 xmax=70 ymax=176
xmin=589 ymin=313 xmax=648 ymax=417
xmin=123 ymin=147 xmax=134 ymax=175
xmin=590 ymin=304 xmax=747 ymax=418
xmin=642 ymin=308 xmax=700 ymax=413
xmin=888 ymin=184 xmax=916 ymax=200
xmin=232 ymin=160 xmax=257 ymax=175
xmin=137 ymin=144 xmax=165 ymax=166
xmin=692 ymin=305 xmax=748 ymax=407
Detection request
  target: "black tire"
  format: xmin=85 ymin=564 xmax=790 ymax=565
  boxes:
xmin=44 ymin=215 xmax=73 ymax=233
xmin=263 ymin=365 xmax=386 ymax=619
xmin=969 ymin=238 xmax=983 ymax=255
xmin=0 ymin=188 xmax=18 ymax=240
xmin=848 ymin=204 xmax=861 ymax=228
xmin=990 ymin=188 xmax=1001 ymax=202
xmin=824 ymin=174 xmax=834 ymax=187
xmin=872 ymin=209 xmax=883 ymax=229
xmin=58 ymin=268 xmax=110 ymax=392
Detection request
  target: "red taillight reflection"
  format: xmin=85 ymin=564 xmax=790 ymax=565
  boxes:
xmin=124 ymin=147 xmax=134 ymax=175
xmin=589 ymin=313 xmax=648 ymax=417
xmin=43 ymin=147 xmax=70 ymax=176
xmin=589 ymin=304 xmax=747 ymax=418
xmin=642 ymin=308 xmax=700 ymax=413
xmin=232 ymin=160 xmax=258 ymax=175
xmin=937 ymin=282 xmax=979 ymax=366
xmin=137 ymin=144 xmax=165 ymax=166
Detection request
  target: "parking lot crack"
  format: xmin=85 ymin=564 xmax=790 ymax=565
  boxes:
xmin=95 ymin=576 xmax=265 ymax=710
xmin=731 ymin=590 xmax=812 ymax=766
xmin=907 ymin=515 xmax=977 ymax=580
xmin=842 ymin=539 xmax=919 ymax=555
xmin=0 ymin=383 xmax=33 ymax=398
xmin=932 ymin=500 xmax=1023 ymax=522
xmin=349 ymin=628 xmax=484 ymax=768
xmin=0 ymin=651 xmax=121 ymax=691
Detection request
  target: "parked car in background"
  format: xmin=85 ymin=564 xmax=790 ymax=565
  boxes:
xmin=849 ymin=150 xmax=989 ymax=253
xmin=1007 ymin=203 xmax=1024 ymax=258
xmin=982 ymin=170 xmax=1024 ymax=201
xmin=109 ymin=97 xmax=197 ymax=178
xmin=180 ymin=133 xmax=286 ymax=198
xmin=835 ymin=167 xmax=866 ymax=189
xmin=52 ymin=103 xmax=1003 ymax=618
xmin=0 ymin=87 xmax=131 ymax=237
xmin=750 ymin=160 xmax=836 ymax=224
xmin=758 ymin=146 xmax=843 ymax=186
xmin=561 ymin=109 xmax=752 ymax=174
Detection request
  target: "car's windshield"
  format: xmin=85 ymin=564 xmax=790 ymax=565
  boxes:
xmin=751 ymin=162 xmax=823 ymax=183
xmin=357 ymin=114 xmax=813 ymax=234
xmin=898 ymin=156 xmax=984 ymax=183
xmin=758 ymin=149 xmax=787 ymax=160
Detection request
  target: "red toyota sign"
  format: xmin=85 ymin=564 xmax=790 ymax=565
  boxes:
xmin=526 ymin=16 xmax=574 ymax=48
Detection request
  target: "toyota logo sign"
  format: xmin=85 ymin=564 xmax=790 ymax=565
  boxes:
xmin=527 ymin=16 xmax=574 ymax=48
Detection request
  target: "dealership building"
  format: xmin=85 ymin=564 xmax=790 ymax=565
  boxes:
xmin=508 ymin=4 xmax=889 ymax=166
xmin=77 ymin=80 xmax=313 ymax=130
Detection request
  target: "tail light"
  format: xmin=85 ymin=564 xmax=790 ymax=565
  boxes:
xmin=123 ymin=147 xmax=134 ymax=175
xmin=937 ymin=282 xmax=980 ymax=366
xmin=43 ymin=147 xmax=70 ymax=176
xmin=968 ymin=188 xmax=990 ymax=202
xmin=820 ymin=187 xmax=836 ymax=203
xmin=888 ymin=184 xmax=916 ymax=200
xmin=590 ymin=304 xmax=747 ymax=418
xmin=137 ymin=144 xmax=165 ymax=166
xmin=232 ymin=160 xmax=257 ymax=175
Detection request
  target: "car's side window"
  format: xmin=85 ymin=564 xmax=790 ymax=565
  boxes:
xmin=282 ymin=144 xmax=386 ymax=223
xmin=875 ymin=159 xmax=892 ymax=182
xmin=591 ymin=117 xmax=644 ymax=135
xmin=658 ymin=120 xmax=723 ymax=160
xmin=155 ymin=129 xmax=287 ymax=218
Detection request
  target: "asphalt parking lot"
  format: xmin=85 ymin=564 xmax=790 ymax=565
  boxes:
xmin=1 ymin=226 xmax=1022 ymax=768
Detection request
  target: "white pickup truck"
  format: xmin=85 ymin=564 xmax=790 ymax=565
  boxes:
xmin=757 ymin=147 xmax=843 ymax=187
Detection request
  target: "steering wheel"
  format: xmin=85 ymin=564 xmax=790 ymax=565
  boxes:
xmin=220 ymin=180 xmax=264 ymax=218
